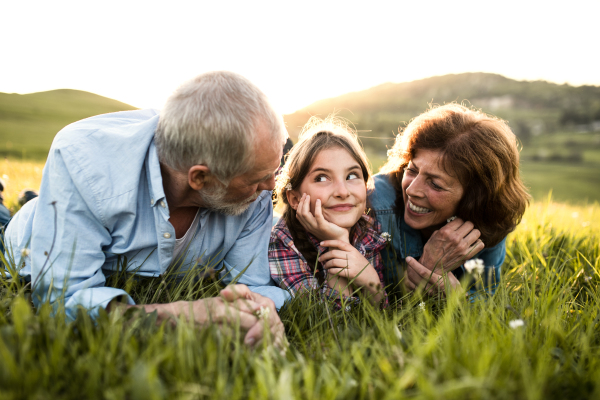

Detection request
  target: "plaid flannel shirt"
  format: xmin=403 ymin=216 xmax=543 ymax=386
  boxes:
xmin=269 ymin=214 xmax=388 ymax=308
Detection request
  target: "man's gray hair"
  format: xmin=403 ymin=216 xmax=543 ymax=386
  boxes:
xmin=155 ymin=71 xmax=286 ymax=183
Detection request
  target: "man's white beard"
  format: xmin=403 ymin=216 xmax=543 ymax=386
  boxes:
xmin=199 ymin=181 xmax=260 ymax=216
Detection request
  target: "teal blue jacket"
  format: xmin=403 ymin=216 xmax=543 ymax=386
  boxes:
xmin=368 ymin=174 xmax=505 ymax=294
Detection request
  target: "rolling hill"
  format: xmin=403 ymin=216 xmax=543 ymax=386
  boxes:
xmin=0 ymin=89 xmax=137 ymax=159
xmin=283 ymin=72 xmax=600 ymax=156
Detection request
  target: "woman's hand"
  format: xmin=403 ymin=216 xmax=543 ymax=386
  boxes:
xmin=295 ymin=193 xmax=349 ymax=242
xmin=319 ymin=239 xmax=384 ymax=304
xmin=419 ymin=217 xmax=485 ymax=274
xmin=404 ymin=256 xmax=461 ymax=296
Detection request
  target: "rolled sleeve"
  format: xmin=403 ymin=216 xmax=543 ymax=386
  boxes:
xmin=27 ymin=148 xmax=135 ymax=320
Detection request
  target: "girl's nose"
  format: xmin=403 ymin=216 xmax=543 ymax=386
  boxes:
xmin=333 ymin=180 xmax=350 ymax=198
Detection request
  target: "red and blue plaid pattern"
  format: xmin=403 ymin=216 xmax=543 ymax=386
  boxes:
xmin=269 ymin=214 xmax=388 ymax=308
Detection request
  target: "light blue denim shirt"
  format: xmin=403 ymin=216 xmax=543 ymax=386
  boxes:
xmin=368 ymin=173 xmax=505 ymax=293
xmin=3 ymin=109 xmax=290 ymax=320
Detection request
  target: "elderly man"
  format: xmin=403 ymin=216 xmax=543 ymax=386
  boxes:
xmin=3 ymin=71 xmax=290 ymax=346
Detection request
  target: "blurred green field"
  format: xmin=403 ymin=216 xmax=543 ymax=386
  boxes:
xmin=0 ymin=90 xmax=136 ymax=159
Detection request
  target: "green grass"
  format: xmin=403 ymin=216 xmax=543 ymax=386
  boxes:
xmin=1 ymin=200 xmax=599 ymax=399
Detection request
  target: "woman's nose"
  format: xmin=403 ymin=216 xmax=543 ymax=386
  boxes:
xmin=405 ymin=176 xmax=424 ymax=198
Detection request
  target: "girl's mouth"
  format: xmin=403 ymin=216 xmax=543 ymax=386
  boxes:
xmin=408 ymin=200 xmax=431 ymax=214
xmin=328 ymin=204 xmax=354 ymax=212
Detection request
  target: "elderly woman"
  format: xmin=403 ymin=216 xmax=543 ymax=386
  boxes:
xmin=369 ymin=104 xmax=530 ymax=295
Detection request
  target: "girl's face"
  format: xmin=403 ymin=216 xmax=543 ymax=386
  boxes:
xmin=401 ymin=149 xmax=464 ymax=235
xmin=291 ymin=147 xmax=367 ymax=230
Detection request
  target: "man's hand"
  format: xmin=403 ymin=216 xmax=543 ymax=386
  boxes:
xmin=110 ymin=284 xmax=286 ymax=350
xmin=404 ymin=256 xmax=461 ymax=296
xmin=220 ymin=284 xmax=286 ymax=350
xmin=295 ymin=194 xmax=349 ymax=242
xmin=419 ymin=218 xmax=485 ymax=274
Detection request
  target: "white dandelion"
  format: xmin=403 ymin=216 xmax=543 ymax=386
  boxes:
xmin=381 ymin=232 xmax=391 ymax=242
xmin=464 ymin=258 xmax=485 ymax=275
xmin=256 ymin=306 xmax=271 ymax=319
xmin=509 ymin=319 xmax=525 ymax=329
xmin=21 ymin=248 xmax=30 ymax=258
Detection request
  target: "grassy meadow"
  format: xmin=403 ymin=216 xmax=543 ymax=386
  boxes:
xmin=1 ymin=159 xmax=599 ymax=399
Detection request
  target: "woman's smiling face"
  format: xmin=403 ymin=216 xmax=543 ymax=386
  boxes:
xmin=401 ymin=149 xmax=464 ymax=235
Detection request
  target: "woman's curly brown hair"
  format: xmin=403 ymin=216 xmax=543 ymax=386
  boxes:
xmin=380 ymin=103 xmax=530 ymax=247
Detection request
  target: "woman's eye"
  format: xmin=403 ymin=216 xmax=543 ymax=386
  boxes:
xmin=430 ymin=181 xmax=443 ymax=190
xmin=347 ymin=172 xmax=360 ymax=180
xmin=404 ymin=167 xmax=417 ymax=176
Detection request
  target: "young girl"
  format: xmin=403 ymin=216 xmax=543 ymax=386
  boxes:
xmin=269 ymin=116 xmax=387 ymax=307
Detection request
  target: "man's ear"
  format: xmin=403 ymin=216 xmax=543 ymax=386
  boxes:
xmin=188 ymin=165 xmax=211 ymax=191
xmin=286 ymin=190 xmax=301 ymax=210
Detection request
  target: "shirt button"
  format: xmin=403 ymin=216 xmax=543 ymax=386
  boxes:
xmin=163 ymin=232 xmax=171 ymax=239
xmin=160 ymin=201 xmax=166 ymax=208
xmin=150 ymin=199 xmax=155 ymax=206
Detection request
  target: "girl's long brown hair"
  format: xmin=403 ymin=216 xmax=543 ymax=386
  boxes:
xmin=275 ymin=116 xmax=373 ymax=280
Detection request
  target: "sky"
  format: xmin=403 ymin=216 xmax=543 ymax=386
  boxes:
xmin=1 ymin=0 xmax=599 ymax=114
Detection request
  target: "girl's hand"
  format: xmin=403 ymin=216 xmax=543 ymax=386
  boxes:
xmin=295 ymin=194 xmax=349 ymax=242
xmin=419 ymin=217 xmax=485 ymax=274
xmin=319 ymin=239 xmax=384 ymax=303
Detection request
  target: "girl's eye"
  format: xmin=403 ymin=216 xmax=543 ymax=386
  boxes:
xmin=347 ymin=172 xmax=360 ymax=180
xmin=315 ymin=175 xmax=328 ymax=182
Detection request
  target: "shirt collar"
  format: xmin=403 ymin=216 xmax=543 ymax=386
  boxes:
xmin=145 ymin=139 xmax=166 ymax=208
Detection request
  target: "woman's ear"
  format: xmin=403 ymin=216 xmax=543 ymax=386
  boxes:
xmin=286 ymin=190 xmax=301 ymax=210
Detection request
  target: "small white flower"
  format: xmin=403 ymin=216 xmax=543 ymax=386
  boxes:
xmin=285 ymin=182 xmax=292 ymax=191
xmin=464 ymin=258 xmax=485 ymax=275
xmin=21 ymin=248 xmax=30 ymax=258
xmin=584 ymin=276 xmax=592 ymax=282
xmin=446 ymin=216 xmax=457 ymax=223
xmin=381 ymin=232 xmax=391 ymax=242
xmin=418 ymin=302 xmax=425 ymax=310
xmin=509 ymin=319 xmax=525 ymax=329
xmin=256 ymin=306 xmax=270 ymax=319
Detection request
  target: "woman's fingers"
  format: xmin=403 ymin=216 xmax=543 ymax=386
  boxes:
xmin=463 ymin=228 xmax=481 ymax=246
xmin=467 ymin=239 xmax=485 ymax=257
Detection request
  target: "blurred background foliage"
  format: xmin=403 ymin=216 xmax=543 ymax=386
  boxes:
xmin=1 ymin=72 xmax=600 ymax=203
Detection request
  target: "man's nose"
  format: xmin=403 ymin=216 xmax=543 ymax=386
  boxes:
xmin=258 ymin=175 xmax=276 ymax=192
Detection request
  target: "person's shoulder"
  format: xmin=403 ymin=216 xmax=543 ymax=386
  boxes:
xmin=369 ymin=173 xmax=397 ymax=211
xmin=52 ymin=109 xmax=160 ymax=150
xmin=270 ymin=215 xmax=293 ymax=243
